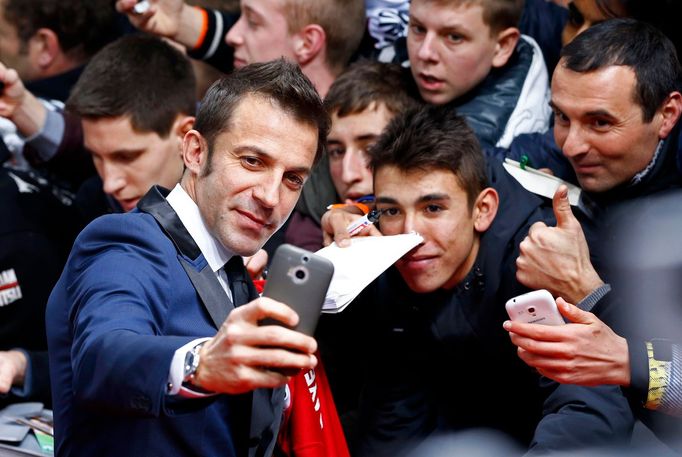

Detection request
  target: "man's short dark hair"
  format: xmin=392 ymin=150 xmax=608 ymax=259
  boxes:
xmin=560 ymin=18 xmax=681 ymax=122
xmin=369 ymin=105 xmax=488 ymax=209
xmin=4 ymin=0 xmax=119 ymax=61
xmin=324 ymin=60 xmax=419 ymax=118
xmin=66 ymin=34 xmax=197 ymax=138
xmin=194 ymin=59 xmax=330 ymax=168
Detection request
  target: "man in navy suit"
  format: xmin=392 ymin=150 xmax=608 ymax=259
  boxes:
xmin=46 ymin=59 xmax=330 ymax=457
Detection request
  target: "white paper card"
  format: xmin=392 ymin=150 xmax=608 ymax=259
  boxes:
xmin=503 ymin=158 xmax=582 ymax=206
xmin=316 ymin=233 xmax=423 ymax=313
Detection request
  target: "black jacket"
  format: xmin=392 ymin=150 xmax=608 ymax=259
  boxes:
xmin=321 ymin=160 xmax=633 ymax=456
xmin=0 ymin=167 xmax=80 ymax=407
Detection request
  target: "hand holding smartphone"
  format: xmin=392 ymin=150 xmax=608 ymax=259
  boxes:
xmin=505 ymin=289 xmax=565 ymax=326
xmin=260 ymin=244 xmax=334 ymax=336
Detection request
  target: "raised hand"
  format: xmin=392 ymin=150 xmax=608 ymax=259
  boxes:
xmin=192 ymin=297 xmax=317 ymax=394
xmin=516 ymin=185 xmax=603 ymax=304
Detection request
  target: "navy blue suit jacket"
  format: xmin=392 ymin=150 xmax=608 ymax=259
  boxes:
xmin=46 ymin=186 xmax=284 ymax=456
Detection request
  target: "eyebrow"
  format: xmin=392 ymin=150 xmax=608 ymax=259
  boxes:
xmin=87 ymin=146 xmax=145 ymax=157
xmin=549 ymin=101 xmax=615 ymax=119
xmin=233 ymin=144 xmax=311 ymax=175
xmin=327 ymin=133 xmax=379 ymax=144
xmin=375 ymin=193 xmax=451 ymax=205
xmin=585 ymin=109 xmax=616 ymax=119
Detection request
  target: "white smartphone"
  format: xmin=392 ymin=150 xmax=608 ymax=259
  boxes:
xmin=261 ymin=244 xmax=334 ymax=336
xmin=505 ymin=289 xmax=565 ymax=325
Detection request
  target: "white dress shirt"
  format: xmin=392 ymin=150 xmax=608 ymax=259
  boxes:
xmin=165 ymin=184 xmax=238 ymax=396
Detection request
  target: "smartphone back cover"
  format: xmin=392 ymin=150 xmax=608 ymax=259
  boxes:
xmin=263 ymin=245 xmax=334 ymax=335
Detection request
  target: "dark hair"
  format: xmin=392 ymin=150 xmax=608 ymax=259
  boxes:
xmin=560 ymin=18 xmax=681 ymax=122
xmin=4 ymin=0 xmax=119 ymax=60
xmin=66 ymin=34 xmax=197 ymax=137
xmin=369 ymin=105 xmax=488 ymax=209
xmin=324 ymin=60 xmax=419 ymax=117
xmin=284 ymin=0 xmax=366 ymax=74
xmin=419 ymin=0 xmax=523 ymax=34
xmin=194 ymin=58 xmax=329 ymax=167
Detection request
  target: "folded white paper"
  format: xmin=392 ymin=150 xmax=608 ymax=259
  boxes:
xmin=503 ymin=158 xmax=582 ymax=206
xmin=316 ymin=233 xmax=423 ymax=313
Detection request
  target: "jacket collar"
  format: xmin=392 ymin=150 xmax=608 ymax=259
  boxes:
xmin=137 ymin=185 xmax=231 ymax=329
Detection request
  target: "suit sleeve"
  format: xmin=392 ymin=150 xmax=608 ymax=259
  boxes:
xmin=527 ymin=378 xmax=634 ymax=454
xmin=65 ymin=218 xmax=200 ymax=417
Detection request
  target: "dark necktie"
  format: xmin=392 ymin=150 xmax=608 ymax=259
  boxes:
xmin=224 ymin=256 xmax=255 ymax=455
xmin=224 ymin=256 xmax=249 ymax=307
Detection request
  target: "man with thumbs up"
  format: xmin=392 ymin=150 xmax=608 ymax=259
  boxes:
xmin=505 ymin=19 xmax=682 ymax=450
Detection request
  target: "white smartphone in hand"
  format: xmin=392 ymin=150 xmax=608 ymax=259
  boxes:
xmin=505 ymin=289 xmax=565 ymax=325
xmin=261 ymin=244 xmax=334 ymax=336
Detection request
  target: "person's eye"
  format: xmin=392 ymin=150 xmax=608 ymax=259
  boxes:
xmin=284 ymin=172 xmax=304 ymax=190
xmin=425 ymin=204 xmax=443 ymax=214
xmin=240 ymin=156 xmax=263 ymax=169
xmin=245 ymin=13 xmax=259 ymax=28
xmin=447 ymin=33 xmax=463 ymax=43
xmin=553 ymin=110 xmax=569 ymax=125
xmin=592 ymin=118 xmax=612 ymax=130
xmin=327 ymin=145 xmax=344 ymax=160
xmin=114 ymin=152 xmax=141 ymax=163
xmin=379 ymin=207 xmax=400 ymax=217
xmin=409 ymin=23 xmax=426 ymax=36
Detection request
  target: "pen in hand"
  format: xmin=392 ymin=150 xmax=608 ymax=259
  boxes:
xmin=346 ymin=209 xmax=380 ymax=236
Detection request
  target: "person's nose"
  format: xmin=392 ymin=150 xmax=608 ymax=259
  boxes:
xmin=225 ymin=17 xmax=244 ymax=47
xmin=402 ymin=211 xmax=417 ymax=234
xmin=253 ymin=175 xmax=280 ymax=209
xmin=417 ymin=32 xmax=439 ymax=62
xmin=341 ymin=149 xmax=365 ymax=186
xmin=560 ymin=125 xmax=590 ymax=159
xmin=100 ymin=162 xmax=126 ymax=196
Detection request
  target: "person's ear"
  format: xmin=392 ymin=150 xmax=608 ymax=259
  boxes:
xmin=656 ymin=91 xmax=682 ymax=139
xmin=30 ymin=28 xmax=61 ymax=71
xmin=292 ymin=24 xmax=326 ymax=66
xmin=172 ymin=115 xmax=196 ymax=155
xmin=491 ymin=27 xmax=520 ymax=68
xmin=172 ymin=115 xmax=196 ymax=139
xmin=182 ymin=129 xmax=207 ymax=174
xmin=472 ymin=187 xmax=499 ymax=233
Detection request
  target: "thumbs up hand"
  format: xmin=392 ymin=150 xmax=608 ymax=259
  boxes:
xmin=516 ymin=185 xmax=604 ymax=303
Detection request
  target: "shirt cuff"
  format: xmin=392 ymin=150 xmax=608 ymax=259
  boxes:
xmin=167 ymin=337 xmax=212 ymax=397
xmin=24 ymin=109 xmax=65 ymax=162
xmin=576 ymin=283 xmax=611 ymax=312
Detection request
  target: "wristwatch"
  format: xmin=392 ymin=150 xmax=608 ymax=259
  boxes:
xmin=182 ymin=342 xmax=204 ymax=386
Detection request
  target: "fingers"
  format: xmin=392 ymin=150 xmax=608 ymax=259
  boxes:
xmin=508 ymin=332 xmax=569 ymax=358
xmin=552 ymin=185 xmax=578 ymax=230
xmin=0 ymin=367 xmax=12 ymax=393
xmin=244 ymin=250 xmax=268 ymax=280
xmin=115 ymin=0 xmax=157 ymax=29
xmin=503 ymin=320 xmax=567 ymax=342
xmin=0 ymin=351 xmax=24 ymax=393
xmin=234 ymin=296 xmax=299 ymax=328
xmin=321 ymin=208 xmax=361 ymax=247
xmin=556 ymin=297 xmax=594 ymax=324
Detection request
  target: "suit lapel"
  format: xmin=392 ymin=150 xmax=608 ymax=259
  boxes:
xmin=138 ymin=186 xmax=234 ymax=329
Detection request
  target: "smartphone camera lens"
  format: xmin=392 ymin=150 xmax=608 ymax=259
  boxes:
xmin=288 ymin=265 xmax=309 ymax=284
xmin=527 ymin=307 xmax=535 ymax=314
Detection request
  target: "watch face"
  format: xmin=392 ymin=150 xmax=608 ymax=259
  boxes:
xmin=184 ymin=350 xmax=197 ymax=378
